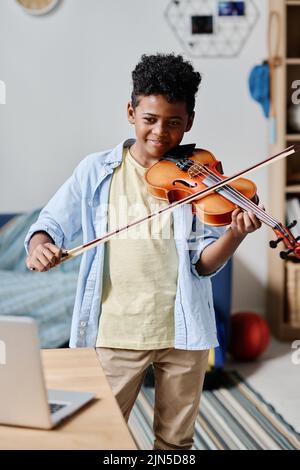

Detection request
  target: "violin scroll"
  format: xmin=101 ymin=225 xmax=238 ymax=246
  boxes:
xmin=270 ymin=221 xmax=300 ymax=260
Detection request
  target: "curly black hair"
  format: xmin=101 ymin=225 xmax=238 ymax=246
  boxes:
xmin=131 ymin=53 xmax=201 ymax=116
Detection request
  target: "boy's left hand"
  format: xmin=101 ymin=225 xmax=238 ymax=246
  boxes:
xmin=230 ymin=206 xmax=263 ymax=238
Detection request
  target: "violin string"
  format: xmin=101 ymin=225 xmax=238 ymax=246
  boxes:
xmin=185 ymin=160 xmax=274 ymax=223
xmin=191 ymin=162 xmax=279 ymax=228
xmin=186 ymin=160 xmax=263 ymax=215
xmin=185 ymin=160 xmax=280 ymax=229
xmin=195 ymin=165 xmax=283 ymax=232
xmin=191 ymin=162 xmax=276 ymax=225
xmin=182 ymin=144 xmax=298 ymax=232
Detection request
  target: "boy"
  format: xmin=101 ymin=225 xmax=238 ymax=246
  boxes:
xmin=25 ymin=53 xmax=261 ymax=450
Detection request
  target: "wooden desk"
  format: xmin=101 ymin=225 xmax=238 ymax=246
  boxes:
xmin=0 ymin=348 xmax=137 ymax=450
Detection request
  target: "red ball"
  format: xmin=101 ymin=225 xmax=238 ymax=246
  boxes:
xmin=229 ymin=312 xmax=270 ymax=361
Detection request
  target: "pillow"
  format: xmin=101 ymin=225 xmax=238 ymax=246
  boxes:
xmin=0 ymin=209 xmax=82 ymax=272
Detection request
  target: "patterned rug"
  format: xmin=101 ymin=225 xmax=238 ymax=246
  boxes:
xmin=128 ymin=370 xmax=300 ymax=450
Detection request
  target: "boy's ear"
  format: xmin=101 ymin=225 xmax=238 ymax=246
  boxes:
xmin=185 ymin=112 xmax=195 ymax=132
xmin=127 ymin=102 xmax=135 ymax=124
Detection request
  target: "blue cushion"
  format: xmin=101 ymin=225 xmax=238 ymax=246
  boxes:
xmin=212 ymin=259 xmax=232 ymax=368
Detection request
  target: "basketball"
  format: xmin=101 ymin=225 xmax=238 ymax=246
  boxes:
xmin=229 ymin=312 xmax=270 ymax=361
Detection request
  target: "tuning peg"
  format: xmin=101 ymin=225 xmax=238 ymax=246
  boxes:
xmin=287 ymin=220 xmax=297 ymax=229
xmin=279 ymin=248 xmax=294 ymax=260
xmin=269 ymin=237 xmax=283 ymax=248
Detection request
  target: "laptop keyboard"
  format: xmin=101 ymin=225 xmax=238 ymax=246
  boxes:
xmin=49 ymin=402 xmax=68 ymax=414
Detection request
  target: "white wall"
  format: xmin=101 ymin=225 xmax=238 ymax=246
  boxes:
xmin=0 ymin=0 xmax=269 ymax=314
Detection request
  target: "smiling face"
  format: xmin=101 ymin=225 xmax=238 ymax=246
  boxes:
xmin=127 ymin=94 xmax=194 ymax=167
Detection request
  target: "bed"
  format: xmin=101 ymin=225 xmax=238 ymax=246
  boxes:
xmin=0 ymin=210 xmax=81 ymax=348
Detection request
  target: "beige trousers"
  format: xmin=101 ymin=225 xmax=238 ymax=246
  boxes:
xmin=96 ymin=347 xmax=209 ymax=450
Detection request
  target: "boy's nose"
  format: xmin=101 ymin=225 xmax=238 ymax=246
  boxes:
xmin=153 ymin=123 xmax=168 ymax=137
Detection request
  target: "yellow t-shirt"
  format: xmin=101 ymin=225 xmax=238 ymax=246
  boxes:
xmin=96 ymin=148 xmax=178 ymax=349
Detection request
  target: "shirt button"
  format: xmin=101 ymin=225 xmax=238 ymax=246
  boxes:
xmin=88 ymin=200 xmax=93 ymax=207
xmin=80 ymin=321 xmax=86 ymax=327
xmin=79 ymin=330 xmax=85 ymax=336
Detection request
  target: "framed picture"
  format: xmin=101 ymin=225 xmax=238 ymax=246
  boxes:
xmin=218 ymin=1 xmax=245 ymax=17
xmin=191 ymin=15 xmax=214 ymax=34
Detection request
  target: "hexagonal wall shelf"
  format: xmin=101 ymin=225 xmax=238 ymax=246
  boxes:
xmin=164 ymin=0 xmax=260 ymax=58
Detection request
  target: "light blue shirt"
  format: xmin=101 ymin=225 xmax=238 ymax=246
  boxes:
xmin=25 ymin=139 xmax=226 ymax=350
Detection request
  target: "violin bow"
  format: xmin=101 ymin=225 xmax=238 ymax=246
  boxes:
xmin=60 ymin=144 xmax=299 ymax=263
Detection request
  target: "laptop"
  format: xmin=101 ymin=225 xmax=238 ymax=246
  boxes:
xmin=0 ymin=316 xmax=95 ymax=429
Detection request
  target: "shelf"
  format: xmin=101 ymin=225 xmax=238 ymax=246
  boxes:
xmin=268 ymin=0 xmax=300 ymax=340
xmin=286 ymin=58 xmax=300 ymax=64
xmin=277 ymin=323 xmax=300 ymax=341
xmin=286 ymin=5 xmax=300 ymax=57
xmin=285 ymin=185 xmax=300 ymax=193
xmin=286 ymin=134 xmax=300 ymax=141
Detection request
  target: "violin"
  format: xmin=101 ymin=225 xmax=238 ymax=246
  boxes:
xmin=60 ymin=144 xmax=300 ymax=263
xmin=145 ymin=144 xmax=259 ymax=226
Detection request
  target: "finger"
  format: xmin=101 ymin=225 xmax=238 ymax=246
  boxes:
xmin=26 ymin=257 xmax=36 ymax=271
xmin=236 ymin=212 xmax=245 ymax=232
xmin=41 ymin=247 xmax=60 ymax=267
xmin=247 ymin=211 xmax=262 ymax=230
xmin=28 ymin=258 xmax=47 ymax=272
xmin=243 ymin=212 xmax=256 ymax=232
xmin=231 ymin=208 xmax=242 ymax=224
xmin=232 ymin=208 xmax=242 ymax=216
xmin=45 ymin=245 xmax=63 ymax=266
xmin=35 ymin=250 xmax=54 ymax=269
xmin=44 ymin=243 xmax=62 ymax=258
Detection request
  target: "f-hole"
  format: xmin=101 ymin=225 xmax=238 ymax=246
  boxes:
xmin=173 ymin=179 xmax=198 ymax=188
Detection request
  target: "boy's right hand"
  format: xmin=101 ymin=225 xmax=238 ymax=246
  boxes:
xmin=26 ymin=243 xmax=63 ymax=272
xmin=26 ymin=231 xmax=63 ymax=272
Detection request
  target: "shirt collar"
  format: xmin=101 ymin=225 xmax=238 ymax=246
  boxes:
xmin=103 ymin=139 xmax=135 ymax=166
